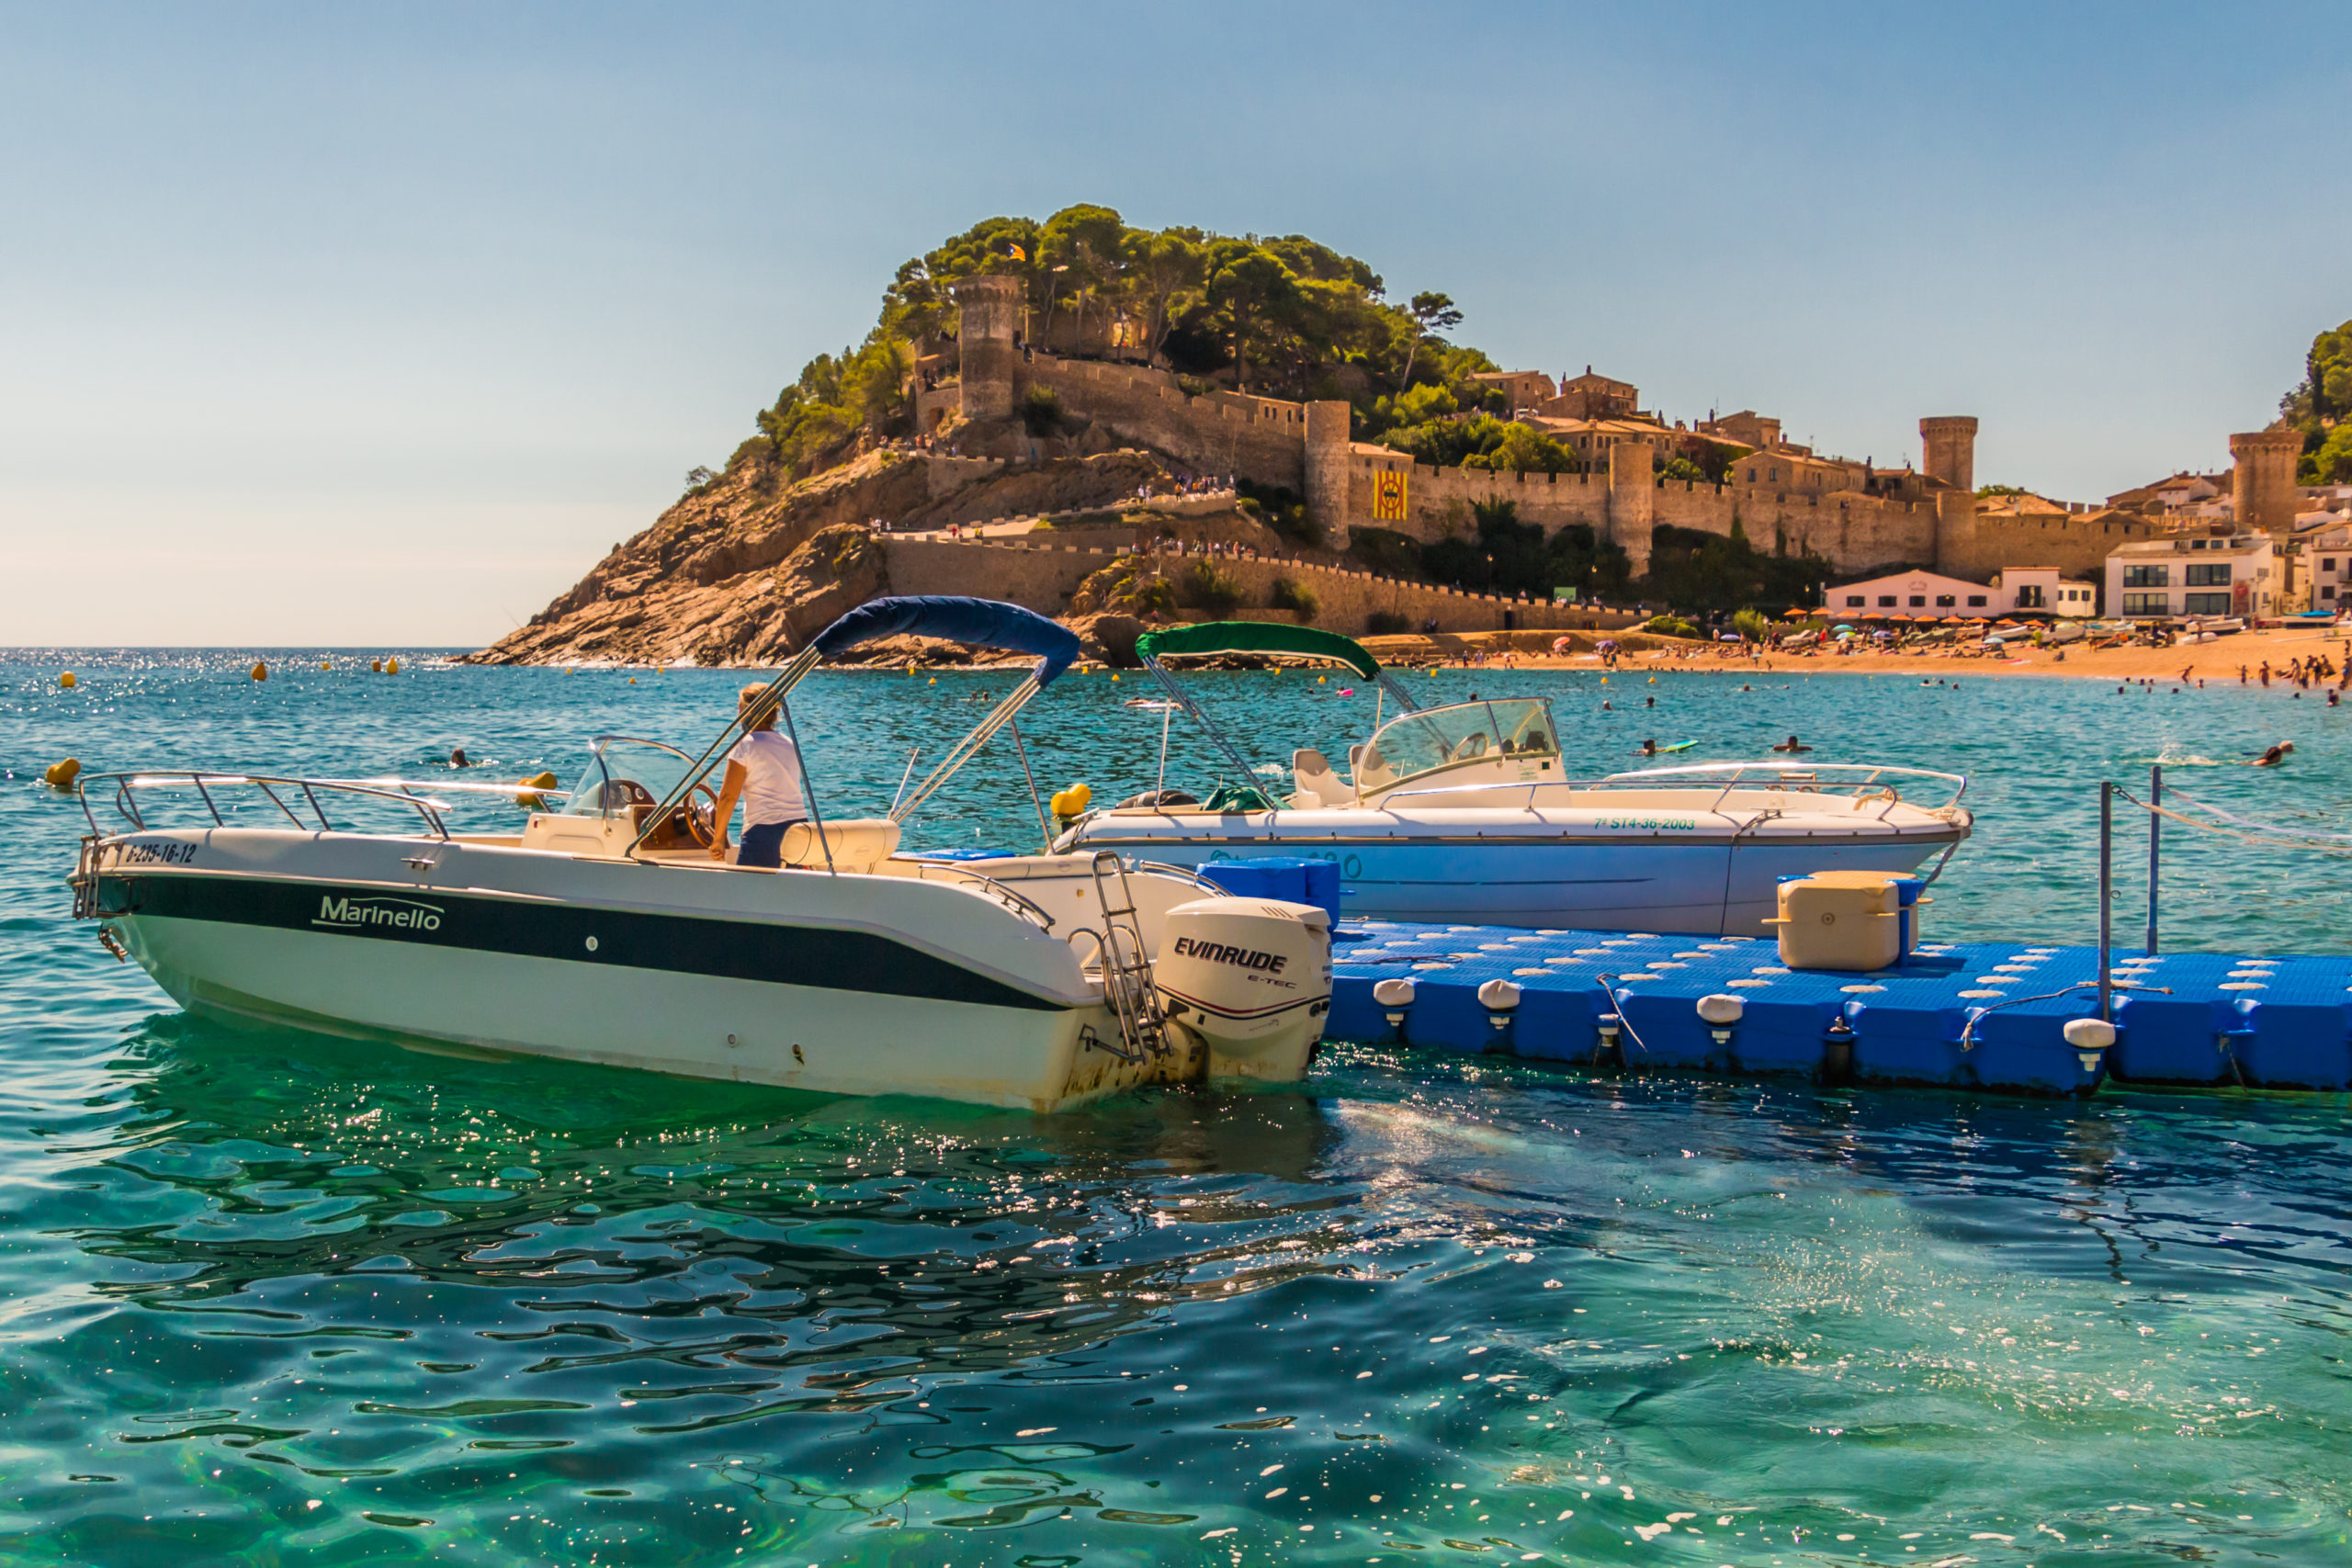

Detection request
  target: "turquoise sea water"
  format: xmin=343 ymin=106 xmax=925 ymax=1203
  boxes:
xmin=2 ymin=649 xmax=2348 ymax=1565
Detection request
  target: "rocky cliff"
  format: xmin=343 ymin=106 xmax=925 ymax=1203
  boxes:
xmin=465 ymin=428 xmax=1277 ymax=665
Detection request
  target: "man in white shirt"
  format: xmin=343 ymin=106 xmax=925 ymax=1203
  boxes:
xmin=709 ymin=683 xmax=808 ymax=867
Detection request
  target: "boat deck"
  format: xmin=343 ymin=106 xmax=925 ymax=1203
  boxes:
xmin=1327 ymin=920 xmax=2352 ymax=1095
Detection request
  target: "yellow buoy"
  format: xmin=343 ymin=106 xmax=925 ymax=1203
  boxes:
xmin=1600 ymin=676 xmax=1608 ymax=684
xmin=515 ymin=770 xmax=560 ymax=810
xmin=1317 ymin=674 xmax=1327 ymax=683
xmin=58 ymin=671 xmax=75 ymax=688
xmin=1049 ymin=783 xmax=1092 ymax=818
xmin=44 ymin=758 xmax=81 ymax=789
xmin=1648 ymin=676 xmax=1657 ymax=683
xmin=386 ymin=657 xmax=400 ymax=674
xmin=928 ymin=677 xmax=937 ymax=684
xmin=371 ymin=658 xmax=383 ymax=672
xmin=1110 ymin=672 xmax=1120 ymax=682
xmin=321 ymin=660 xmax=332 ymax=671
xmin=251 ymin=661 xmax=267 ymax=681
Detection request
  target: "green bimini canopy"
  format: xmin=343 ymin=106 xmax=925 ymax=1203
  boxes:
xmin=1134 ymin=621 xmax=1382 ymax=681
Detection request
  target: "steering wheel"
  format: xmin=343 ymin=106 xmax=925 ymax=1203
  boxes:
xmin=678 ymin=782 xmax=722 ymax=848
xmin=1450 ymin=733 xmax=1489 ymax=761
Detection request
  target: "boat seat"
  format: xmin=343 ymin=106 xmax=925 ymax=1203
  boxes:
xmin=1292 ymin=749 xmax=1351 ymax=807
xmin=779 ymin=818 xmax=901 ymax=874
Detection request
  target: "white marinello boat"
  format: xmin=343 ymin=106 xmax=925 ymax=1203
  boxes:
xmin=66 ymin=599 xmax=1332 ymax=1111
xmin=1055 ymin=622 xmax=1973 ymax=935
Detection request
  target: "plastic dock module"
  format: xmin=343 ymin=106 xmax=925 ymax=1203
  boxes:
xmin=1327 ymin=921 xmax=2352 ymax=1098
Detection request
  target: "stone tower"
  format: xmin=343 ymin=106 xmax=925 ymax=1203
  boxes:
xmin=1304 ymin=400 xmax=1352 ymax=543
xmin=953 ymin=275 xmax=1023 ymax=422
xmin=2230 ymin=429 xmax=2303 ymax=535
xmin=1607 ymin=438 xmax=1655 ymax=577
xmin=1919 ymin=416 xmax=1979 ymax=495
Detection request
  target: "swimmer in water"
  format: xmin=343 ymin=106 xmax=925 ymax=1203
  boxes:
xmin=449 ymin=747 xmax=469 ymax=768
xmin=1639 ymin=738 xmax=1659 ymax=756
xmin=1770 ymin=734 xmax=1812 ymax=753
xmin=2253 ymin=742 xmax=2294 ymax=767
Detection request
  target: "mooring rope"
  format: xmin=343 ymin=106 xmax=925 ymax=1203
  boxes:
xmin=2113 ymin=784 xmax=2352 ymax=854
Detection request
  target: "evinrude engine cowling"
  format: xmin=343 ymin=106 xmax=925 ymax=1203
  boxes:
xmin=1154 ymin=897 xmax=1331 ymax=1082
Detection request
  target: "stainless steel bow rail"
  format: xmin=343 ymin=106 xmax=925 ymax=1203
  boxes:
xmin=1593 ymin=761 xmax=1971 ymax=815
xmin=1376 ymin=761 xmax=1971 ymax=818
xmin=69 ymin=771 xmax=514 ymax=839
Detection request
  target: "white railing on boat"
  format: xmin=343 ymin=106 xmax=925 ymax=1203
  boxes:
xmin=1377 ymin=761 xmax=1967 ymax=817
xmin=1594 ymin=761 xmax=1968 ymax=812
xmin=73 ymin=771 xmax=519 ymax=838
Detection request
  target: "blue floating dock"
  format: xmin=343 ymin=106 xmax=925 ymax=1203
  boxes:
xmin=1327 ymin=922 xmax=2352 ymax=1096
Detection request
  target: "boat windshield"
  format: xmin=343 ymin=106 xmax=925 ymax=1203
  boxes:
xmin=1353 ymin=699 xmax=1556 ymax=793
xmin=559 ymin=736 xmax=700 ymax=819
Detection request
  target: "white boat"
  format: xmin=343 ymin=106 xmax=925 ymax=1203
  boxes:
xmin=1055 ymin=622 xmax=1973 ymax=935
xmin=67 ymin=599 xmax=1332 ymax=1111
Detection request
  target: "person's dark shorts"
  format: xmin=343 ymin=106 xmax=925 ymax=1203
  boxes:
xmin=737 ymin=818 xmax=806 ymax=869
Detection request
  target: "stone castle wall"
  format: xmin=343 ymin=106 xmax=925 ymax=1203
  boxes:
xmin=1339 ymin=446 xmax=1941 ymax=577
xmin=935 ymin=280 xmax=2102 ymax=591
xmin=879 ymin=536 xmax=1636 ymax=636
xmin=1932 ymin=509 xmax=2163 ymax=584
xmin=1022 ymin=356 xmax=1309 ymax=490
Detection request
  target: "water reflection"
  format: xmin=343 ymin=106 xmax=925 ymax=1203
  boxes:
xmin=80 ymin=1015 xmax=1354 ymax=1438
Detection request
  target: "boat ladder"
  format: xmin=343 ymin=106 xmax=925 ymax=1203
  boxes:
xmin=1088 ymin=851 xmax=1170 ymax=1065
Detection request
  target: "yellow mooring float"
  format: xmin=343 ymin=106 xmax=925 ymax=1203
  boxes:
xmin=371 ymin=659 xmax=383 ymax=673
xmin=58 ymin=671 xmax=75 ymax=689
xmin=251 ymin=661 xmax=267 ymax=682
xmin=386 ymin=657 xmax=401 ymax=674
xmin=44 ymin=758 xmax=81 ymax=790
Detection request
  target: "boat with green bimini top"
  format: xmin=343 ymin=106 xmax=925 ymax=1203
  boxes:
xmin=1054 ymin=621 xmax=1973 ymax=935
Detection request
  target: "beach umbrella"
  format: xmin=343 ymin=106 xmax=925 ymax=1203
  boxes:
xmin=1597 ymin=638 xmax=1619 ymax=650
xmin=1941 ymin=615 xmax=1965 ymax=625
xmin=1783 ymin=608 xmax=1808 ymax=618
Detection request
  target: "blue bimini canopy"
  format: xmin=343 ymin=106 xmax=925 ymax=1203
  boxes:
xmin=812 ymin=596 xmax=1081 ymax=686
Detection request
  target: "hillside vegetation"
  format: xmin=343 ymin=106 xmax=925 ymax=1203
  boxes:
xmin=2282 ymin=320 xmax=2352 ymax=485
xmin=714 ymin=204 xmax=1519 ymax=491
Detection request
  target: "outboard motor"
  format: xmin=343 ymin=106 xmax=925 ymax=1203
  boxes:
xmin=1154 ymin=898 xmax=1331 ymax=1082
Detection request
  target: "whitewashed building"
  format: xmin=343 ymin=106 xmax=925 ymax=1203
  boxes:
xmin=1826 ymin=567 xmax=2095 ymax=619
xmin=2103 ymin=533 xmax=2278 ymax=620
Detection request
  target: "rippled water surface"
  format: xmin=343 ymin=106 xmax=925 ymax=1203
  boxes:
xmin=3 ymin=649 xmax=2348 ymax=1564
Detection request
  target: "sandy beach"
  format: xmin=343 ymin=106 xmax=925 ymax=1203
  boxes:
xmin=1364 ymin=625 xmax=2352 ymax=688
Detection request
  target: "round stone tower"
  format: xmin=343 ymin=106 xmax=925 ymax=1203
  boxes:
xmin=2229 ymin=429 xmax=2303 ymax=535
xmin=1919 ymin=416 xmax=1979 ymax=496
xmin=1304 ymin=400 xmax=1352 ymax=543
xmin=953 ymin=275 xmax=1023 ymax=423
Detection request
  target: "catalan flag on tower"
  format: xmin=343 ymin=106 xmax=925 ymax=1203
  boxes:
xmin=1372 ymin=468 xmax=1408 ymax=522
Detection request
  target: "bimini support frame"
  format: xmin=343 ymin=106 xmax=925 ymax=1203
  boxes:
xmin=889 ymin=671 xmax=1046 ymax=826
xmin=628 ymin=643 xmax=823 ymax=858
xmin=1132 ymin=621 xmax=1421 ymax=803
xmin=630 ymin=596 xmax=1081 ymax=859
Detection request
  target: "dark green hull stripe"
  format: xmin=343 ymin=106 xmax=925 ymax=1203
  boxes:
xmin=97 ymin=874 xmax=1065 ymax=1013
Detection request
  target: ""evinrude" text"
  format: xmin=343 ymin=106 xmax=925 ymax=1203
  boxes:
xmin=1171 ymin=937 xmax=1287 ymax=974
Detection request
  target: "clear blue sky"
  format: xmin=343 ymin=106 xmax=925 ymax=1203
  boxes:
xmin=2 ymin=2 xmax=2342 ymax=646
